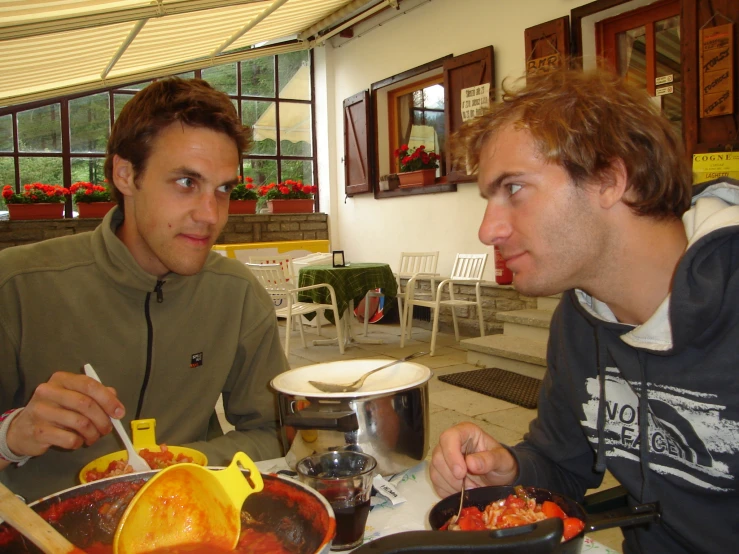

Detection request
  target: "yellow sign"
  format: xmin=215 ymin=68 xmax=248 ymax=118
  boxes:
xmin=692 ymin=152 xmax=739 ymax=184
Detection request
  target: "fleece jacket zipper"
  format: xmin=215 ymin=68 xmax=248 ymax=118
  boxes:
xmin=137 ymin=280 xmax=165 ymax=418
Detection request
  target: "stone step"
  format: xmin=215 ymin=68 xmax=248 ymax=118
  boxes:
xmin=496 ymin=309 xmax=553 ymax=342
xmin=460 ymin=334 xmax=547 ymax=379
xmin=537 ymin=295 xmax=561 ymax=311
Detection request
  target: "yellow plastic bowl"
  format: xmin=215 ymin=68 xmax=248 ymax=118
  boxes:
xmin=78 ymin=418 xmax=207 ymax=484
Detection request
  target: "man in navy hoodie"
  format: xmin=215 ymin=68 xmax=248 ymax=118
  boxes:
xmin=430 ymin=66 xmax=739 ymax=553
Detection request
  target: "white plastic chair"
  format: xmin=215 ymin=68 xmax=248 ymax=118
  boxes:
xmin=248 ymin=254 xmax=297 ymax=283
xmin=246 ymin=263 xmax=344 ymax=356
xmin=363 ymin=251 xmax=439 ymax=338
xmin=402 ymin=253 xmax=488 ymax=356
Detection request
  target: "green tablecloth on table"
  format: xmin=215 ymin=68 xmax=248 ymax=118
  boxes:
xmin=297 ymin=263 xmax=397 ymax=323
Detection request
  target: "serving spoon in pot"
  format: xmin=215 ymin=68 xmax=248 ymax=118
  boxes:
xmin=309 ymin=351 xmax=429 ymax=393
xmin=0 ymin=482 xmax=85 ymax=554
xmin=83 ymin=364 xmax=150 ymax=472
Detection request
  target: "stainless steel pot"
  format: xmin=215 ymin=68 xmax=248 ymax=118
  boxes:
xmin=271 ymin=360 xmax=432 ymax=476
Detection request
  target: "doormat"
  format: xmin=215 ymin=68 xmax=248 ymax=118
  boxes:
xmin=439 ymin=367 xmax=542 ymax=409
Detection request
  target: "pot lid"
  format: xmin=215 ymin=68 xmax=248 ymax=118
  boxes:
xmin=270 ymin=359 xmax=432 ymax=398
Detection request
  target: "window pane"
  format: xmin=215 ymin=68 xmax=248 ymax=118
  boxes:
xmin=0 ymin=157 xmax=14 ymax=186
xmin=114 ymin=93 xmax=134 ymax=121
xmin=120 ymin=80 xmax=150 ymax=91
xmin=19 ymin=156 xmax=63 ymax=185
xmin=281 ymin=160 xmax=313 ymax=184
xmin=243 ymin=100 xmax=276 ymax=155
xmin=0 ymin=115 xmax=13 ymax=152
xmin=175 ymin=71 xmax=195 ymax=79
xmin=242 ymin=57 xmax=275 ymax=97
xmin=279 ymin=103 xmax=312 ymax=156
xmin=17 ymin=104 xmax=62 ymax=152
xmin=617 ymin=26 xmax=647 ymax=88
xmin=71 ymin=157 xmax=106 ymax=184
xmin=202 ymin=63 xmax=237 ymax=95
xmin=278 ymin=50 xmax=310 ymax=100
xmin=70 ymin=93 xmax=110 ymax=154
xmin=423 ymin=84 xmax=444 ymax=110
xmin=655 ymin=15 xmax=682 ymax=137
xmin=243 ymin=158 xmax=277 ymax=185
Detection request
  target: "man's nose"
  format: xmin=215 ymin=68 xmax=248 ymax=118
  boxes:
xmin=478 ymin=201 xmax=512 ymax=245
xmin=193 ymin=192 xmax=220 ymax=224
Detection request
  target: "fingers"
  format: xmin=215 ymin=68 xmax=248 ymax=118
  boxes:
xmin=6 ymin=371 xmax=126 ymax=457
xmin=429 ymin=422 xmax=518 ymax=498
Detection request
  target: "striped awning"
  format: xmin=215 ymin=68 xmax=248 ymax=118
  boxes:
xmin=0 ymin=0 xmax=390 ymax=107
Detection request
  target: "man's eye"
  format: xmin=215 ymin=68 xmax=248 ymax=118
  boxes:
xmin=176 ymin=177 xmax=194 ymax=188
xmin=218 ymin=184 xmax=235 ymax=193
xmin=508 ymin=183 xmax=522 ymax=195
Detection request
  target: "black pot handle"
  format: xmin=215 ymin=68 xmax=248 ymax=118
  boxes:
xmin=583 ymin=487 xmax=660 ymax=532
xmin=283 ymin=410 xmax=359 ymax=432
xmin=352 ymin=518 xmax=564 ymax=553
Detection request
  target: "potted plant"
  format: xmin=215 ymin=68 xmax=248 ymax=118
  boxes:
xmin=258 ymin=179 xmax=316 ymax=213
xmin=229 ymin=176 xmax=258 ymax=214
xmin=395 ymin=144 xmax=441 ymax=187
xmin=2 ymin=183 xmax=69 ymax=220
xmin=71 ymin=181 xmax=116 ymax=218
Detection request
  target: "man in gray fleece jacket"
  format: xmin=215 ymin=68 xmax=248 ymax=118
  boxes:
xmin=0 ymin=78 xmax=290 ymax=501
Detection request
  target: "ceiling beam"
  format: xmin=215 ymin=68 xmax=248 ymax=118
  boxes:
xmin=210 ymin=0 xmax=290 ymax=57
xmin=298 ymin=0 xmax=388 ymax=41
xmin=0 ymin=0 xmax=266 ymax=41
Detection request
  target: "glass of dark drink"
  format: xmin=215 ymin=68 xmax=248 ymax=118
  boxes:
xmin=296 ymin=451 xmax=377 ymax=551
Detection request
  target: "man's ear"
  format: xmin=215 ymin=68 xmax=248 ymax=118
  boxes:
xmin=598 ymin=158 xmax=629 ymax=210
xmin=112 ymin=155 xmax=135 ymax=197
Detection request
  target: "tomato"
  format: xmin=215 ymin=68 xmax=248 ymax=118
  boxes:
xmin=504 ymin=494 xmax=526 ymax=509
xmin=541 ymin=500 xmax=567 ymax=520
xmin=563 ymin=517 xmax=585 ymax=541
xmin=457 ymin=506 xmax=486 ymax=531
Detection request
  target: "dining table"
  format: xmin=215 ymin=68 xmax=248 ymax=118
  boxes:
xmin=297 ymin=262 xmax=398 ymax=347
xmin=254 ymin=457 xmax=618 ymax=553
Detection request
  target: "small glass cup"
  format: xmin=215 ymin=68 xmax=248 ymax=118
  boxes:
xmin=296 ymin=451 xmax=377 ymax=551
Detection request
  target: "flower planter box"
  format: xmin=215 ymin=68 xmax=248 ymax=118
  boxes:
xmin=267 ymin=199 xmax=314 ymax=214
xmin=7 ymin=203 xmax=64 ymax=220
xmin=77 ymin=201 xmax=116 ymax=219
xmin=397 ymin=169 xmax=436 ymax=187
xmin=228 ymin=199 xmax=258 ymax=214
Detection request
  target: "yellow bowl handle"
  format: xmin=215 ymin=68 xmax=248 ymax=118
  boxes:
xmin=131 ymin=418 xmax=157 ymax=449
xmin=214 ymin=452 xmax=264 ymax=508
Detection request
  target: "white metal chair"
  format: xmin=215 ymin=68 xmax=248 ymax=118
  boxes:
xmin=363 ymin=251 xmax=439 ymax=338
xmin=248 ymin=254 xmax=297 ymax=283
xmin=402 ymin=253 xmax=488 ymax=356
xmin=246 ymin=263 xmax=344 ymax=356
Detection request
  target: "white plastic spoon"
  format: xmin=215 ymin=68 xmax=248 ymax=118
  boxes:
xmin=83 ymin=364 xmax=150 ymax=472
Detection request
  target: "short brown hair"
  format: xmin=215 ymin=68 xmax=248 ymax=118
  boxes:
xmin=453 ymin=65 xmax=692 ymax=219
xmin=104 ymin=78 xmax=250 ymax=209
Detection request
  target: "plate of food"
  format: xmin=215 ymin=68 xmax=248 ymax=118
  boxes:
xmin=79 ymin=418 xmax=207 ymax=483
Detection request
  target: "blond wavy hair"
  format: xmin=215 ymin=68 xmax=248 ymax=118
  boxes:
xmin=453 ymin=65 xmax=692 ymax=219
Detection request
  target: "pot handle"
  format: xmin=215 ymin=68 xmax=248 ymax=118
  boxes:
xmin=352 ymin=519 xmax=563 ymax=553
xmin=583 ymin=486 xmax=660 ymax=532
xmin=283 ymin=410 xmax=359 ymax=432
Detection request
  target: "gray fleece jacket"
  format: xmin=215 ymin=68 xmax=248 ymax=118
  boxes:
xmin=0 ymin=207 xmax=289 ymax=501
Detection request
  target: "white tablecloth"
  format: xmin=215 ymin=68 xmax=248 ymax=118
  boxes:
xmin=255 ymin=457 xmax=618 ymax=553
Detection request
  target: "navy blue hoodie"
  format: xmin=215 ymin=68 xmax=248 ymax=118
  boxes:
xmin=511 ymin=179 xmax=739 ymax=553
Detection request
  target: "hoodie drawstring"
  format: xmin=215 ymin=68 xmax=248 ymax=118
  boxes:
xmin=638 ymin=351 xmax=652 ymax=502
xmin=594 ymin=326 xmax=608 ymax=473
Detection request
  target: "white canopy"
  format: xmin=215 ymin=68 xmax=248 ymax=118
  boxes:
xmin=0 ymin=0 xmax=390 ymax=107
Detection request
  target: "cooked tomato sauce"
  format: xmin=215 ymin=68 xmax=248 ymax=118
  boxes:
xmin=443 ymin=487 xmax=585 ymax=542
xmin=85 ymin=445 xmax=194 ymax=482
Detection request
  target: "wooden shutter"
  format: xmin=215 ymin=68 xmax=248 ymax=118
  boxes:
xmin=683 ymin=0 xmax=739 ymax=155
xmin=524 ymin=16 xmax=570 ymax=75
xmin=443 ymin=46 xmax=495 ymax=183
xmin=343 ymin=90 xmax=372 ymax=196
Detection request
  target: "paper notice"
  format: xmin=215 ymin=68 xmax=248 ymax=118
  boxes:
xmin=460 ymin=83 xmax=490 ymax=122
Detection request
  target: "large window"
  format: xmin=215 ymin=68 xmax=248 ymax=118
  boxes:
xmin=0 ymin=51 xmax=316 ymax=214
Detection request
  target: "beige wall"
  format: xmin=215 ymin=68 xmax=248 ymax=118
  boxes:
xmin=314 ymin=0 xmax=595 ymax=279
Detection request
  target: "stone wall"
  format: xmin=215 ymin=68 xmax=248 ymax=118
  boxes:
xmin=0 ymin=213 xmax=329 ymax=252
xmin=405 ymin=278 xmax=537 ymax=337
